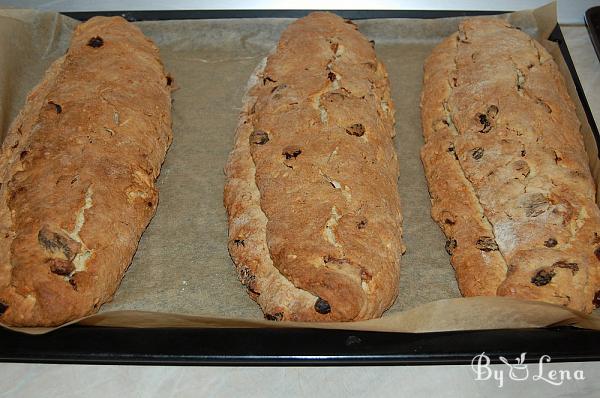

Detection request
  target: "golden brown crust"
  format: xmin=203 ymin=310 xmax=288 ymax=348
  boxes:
xmin=421 ymin=18 xmax=600 ymax=313
xmin=224 ymin=60 xmax=321 ymax=322
xmin=0 ymin=16 xmax=172 ymax=326
xmin=224 ymin=12 xmax=402 ymax=321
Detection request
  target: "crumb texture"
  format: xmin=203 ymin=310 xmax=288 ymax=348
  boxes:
xmin=420 ymin=18 xmax=600 ymax=313
xmin=225 ymin=12 xmax=403 ymax=321
xmin=0 ymin=16 xmax=172 ymax=326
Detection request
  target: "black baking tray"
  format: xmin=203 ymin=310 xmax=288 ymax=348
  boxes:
xmin=1 ymin=9 xmax=599 ymax=366
xmin=585 ymin=6 xmax=600 ymax=62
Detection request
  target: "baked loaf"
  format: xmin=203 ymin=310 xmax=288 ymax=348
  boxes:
xmin=0 ymin=17 xmax=172 ymax=326
xmin=421 ymin=18 xmax=600 ymax=313
xmin=224 ymin=12 xmax=403 ymax=321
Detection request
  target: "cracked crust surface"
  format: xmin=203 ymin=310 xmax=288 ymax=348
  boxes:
xmin=0 ymin=16 xmax=172 ymax=326
xmin=224 ymin=12 xmax=403 ymax=321
xmin=421 ymin=18 xmax=600 ymax=313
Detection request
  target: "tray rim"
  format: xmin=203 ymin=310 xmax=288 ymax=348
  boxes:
xmin=1 ymin=9 xmax=599 ymax=366
xmin=62 ymin=9 xmax=508 ymax=21
xmin=1 ymin=325 xmax=600 ymax=366
xmin=584 ymin=6 xmax=600 ymax=62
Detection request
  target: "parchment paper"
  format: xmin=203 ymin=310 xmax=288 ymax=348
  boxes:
xmin=2 ymin=2 xmax=600 ymax=334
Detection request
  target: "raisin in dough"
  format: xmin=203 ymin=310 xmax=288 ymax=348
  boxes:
xmin=421 ymin=18 xmax=600 ymax=313
xmin=224 ymin=12 xmax=403 ymax=321
xmin=0 ymin=17 xmax=172 ymax=326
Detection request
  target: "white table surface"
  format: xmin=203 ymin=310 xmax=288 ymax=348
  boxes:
xmin=1 ymin=1 xmax=600 ymax=397
xmin=1 ymin=361 xmax=600 ymax=397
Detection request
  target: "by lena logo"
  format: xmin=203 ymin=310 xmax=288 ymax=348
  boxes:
xmin=471 ymin=352 xmax=585 ymax=388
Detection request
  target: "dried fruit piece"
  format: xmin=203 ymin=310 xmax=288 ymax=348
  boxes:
xmin=249 ymin=130 xmax=269 ymax=145
xmin=233 ymin=239 xmax=245 ymax=247
xmin=445 ymin=238 xmax=457 ymax=255
xmin=48 ymin=259 xmax=75 ymax=276
xmin=49 ymin=101 xmax=62 ymax=114
xmin=476 ymin=236 xmax=499 ymax=251
xmin=476 ymin=106 xmax=497 ymax=133
xmin=283 ymin=148 xmax=302 ymax=160
xmin=472 ymin=147 xmax=484 ymax=160
xmin=346 ymin=123 xmax=365 ymax=137
xmin=531 ymin=269 xmax=555 ymax=286
xmin=314 ymin=297 xmax=331 ymax=314
xmin=265 ymin=312 xmax=283 ymax=321
xmin=594 ymin=291 xmax=600 ymax=308
xmin=0 ymin=302 xmax=7 ymax=315
xmin=38 ymin=226 xmax=81 ymax=261
xmin=327 ymin=71 xmax=337 ymax=81
xmin=357 ymin=219 xmax=368 ymax=229
xmin=478 ymin=114 xmax=491 ymax=133
xmin=544 ymin=238 xmax=558 ymax=247
xmin=87 ymin=36 xmax=104 ymax=48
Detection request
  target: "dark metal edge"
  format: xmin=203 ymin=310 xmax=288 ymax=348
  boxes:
xmin=1 ymin=326 xmax=600 ymax=365
xmin=549 ymin=24 xmax=600 ymax=158
xmin=62 ymin=9 xmax=506 ymax=22
xmin=585 ymin=7 xmax=600 ymax=62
